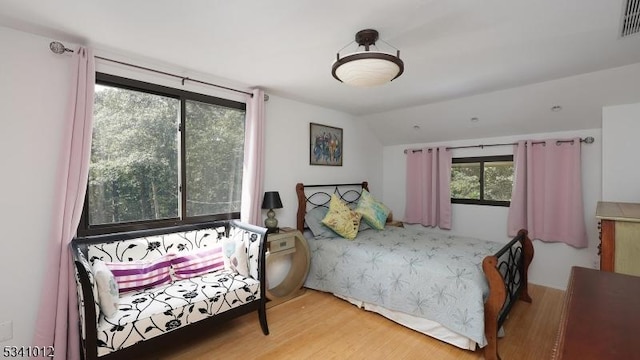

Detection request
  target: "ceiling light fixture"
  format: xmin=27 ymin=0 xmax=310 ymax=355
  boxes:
xmin=332 ymin=29 xmax=404 ymax=87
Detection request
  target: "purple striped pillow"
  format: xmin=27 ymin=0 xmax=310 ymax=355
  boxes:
xmin=105 ymin=255 xmax=174 ymax=294
xmin=171 ymin=245 xmax=225 ymax=280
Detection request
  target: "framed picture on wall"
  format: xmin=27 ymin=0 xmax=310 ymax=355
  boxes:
xmin=310 ymin=122 xmax=343 ymax=166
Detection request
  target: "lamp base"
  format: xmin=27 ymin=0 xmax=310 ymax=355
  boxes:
xmin=266 ymin=227 xmax=280 ymax=234
xmin=265 ymin=209 xmax=279 ymax=234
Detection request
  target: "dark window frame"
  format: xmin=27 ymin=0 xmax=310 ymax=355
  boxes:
xmin=78 ymin=73 xmax=246 ymax=236
xmin=451 ymin=155 xmax=514 ymax=207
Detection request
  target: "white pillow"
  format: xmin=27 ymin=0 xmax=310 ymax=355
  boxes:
xmin=91 ymin=260 xmax=119 ymax=319
xmin=222 ymin=238 xmax=249 ymax=277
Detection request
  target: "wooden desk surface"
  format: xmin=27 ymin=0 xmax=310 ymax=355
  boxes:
xmin=596 ymin=201 xmax=640 ymax=222
xmin=553 ymin=267 xmax=640 ymax=360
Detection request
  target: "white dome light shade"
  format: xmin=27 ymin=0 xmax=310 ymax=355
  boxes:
xmin=331 ymin=29 xmax=404 ymax=87
xmin=332 ymin=52 xmax=403 ymax=87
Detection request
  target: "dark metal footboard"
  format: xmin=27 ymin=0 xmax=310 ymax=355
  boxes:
xmin=482 ymin=229 xmax=534 ymax=360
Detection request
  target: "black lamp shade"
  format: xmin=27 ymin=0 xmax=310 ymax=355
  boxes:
xmin=261 ymin=191 xmax=283 ymax=209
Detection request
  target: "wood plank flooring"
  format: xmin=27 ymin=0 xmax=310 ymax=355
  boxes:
xmin=157 ymin=284 xmax=564 ymax=360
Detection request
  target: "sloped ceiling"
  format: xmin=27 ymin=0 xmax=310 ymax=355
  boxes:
xmin=1 ymin=0 xmax=640 ymax=144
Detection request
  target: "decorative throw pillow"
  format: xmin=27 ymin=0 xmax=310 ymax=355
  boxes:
xmin=222 ymin=237 xmax=249 ymax=277
xmin=305 ymin=207 xmax=337 ymax=239
xmin=91 ymin=260 xmax=119 ymax=318
xmin=171 ymin=245 xmax=225 ymax=280
xmin=355 ymin=189 xmax=391 ymax=230
xmin=348 ymin=203 xmax=373 ymax=232
xmin=306 ymin=206 xmax=370 ymax=239
xmin=321 ymin=194 xmax=362 ymax=240
xmin=104 ymin=254 xmax=174 ymax=294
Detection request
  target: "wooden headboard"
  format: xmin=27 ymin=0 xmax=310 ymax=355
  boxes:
xmin=295 ymin=182 xmax=369 ymax=232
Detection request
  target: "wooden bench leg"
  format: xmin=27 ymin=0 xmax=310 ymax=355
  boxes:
xmin=259 ymin=301 xmax=269 ymax=335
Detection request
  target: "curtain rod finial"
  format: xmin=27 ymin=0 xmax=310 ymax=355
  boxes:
xmin=49 ymin=41 xmax=73 ymax=54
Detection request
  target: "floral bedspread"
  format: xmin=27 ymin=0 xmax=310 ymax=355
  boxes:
xmin=304 ymin=225 xmax=503 ymax=346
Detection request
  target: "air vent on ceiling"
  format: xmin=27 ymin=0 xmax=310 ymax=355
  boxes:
xmin=621 ymin=0 xmax=640 ymax=37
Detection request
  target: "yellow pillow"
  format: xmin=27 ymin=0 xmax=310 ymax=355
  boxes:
xmin=321 ymin=194 xmax=362 ymax=240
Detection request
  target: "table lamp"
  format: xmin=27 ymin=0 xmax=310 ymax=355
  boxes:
xmin=261 ymin=191 xmax=283 ymax=233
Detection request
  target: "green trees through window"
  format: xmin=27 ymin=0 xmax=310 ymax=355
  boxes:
xmin=185 ymin=100 xmax=245 ymax=217
xmin=89 ymin=84 xmax=180 ymax=225
xmin=80 ymin=74 xmax=245 ymax=235
xmin=450 ymin=155 xmax=513 ymax=206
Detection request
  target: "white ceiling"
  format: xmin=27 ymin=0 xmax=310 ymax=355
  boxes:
xmin=2 ymin=0 xmax=640 ymax=144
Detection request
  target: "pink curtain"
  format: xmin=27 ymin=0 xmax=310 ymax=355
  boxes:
xmin=507 ymin=139 xmax=587 ymax=248
xmin=32 ymin=48 xmax=94 ymax=360
xmin=240 ymin=88 xmax=265 ymax=226
xmin=404 ymin=147 xmax=453 ymax=229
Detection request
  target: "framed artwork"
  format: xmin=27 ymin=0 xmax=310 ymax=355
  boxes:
xmin=310 ymin=122 xmax=343 ymax=166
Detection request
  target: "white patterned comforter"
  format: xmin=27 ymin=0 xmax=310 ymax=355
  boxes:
xmin=304 ymin=225 xmax=503 ymax=346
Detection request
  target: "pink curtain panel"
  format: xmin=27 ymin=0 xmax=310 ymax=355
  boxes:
xmin=404 ymin=147 xmax=452 ymax=229
xmin=32 ymin=47 xmax=94 ymax=360
xmin=507 ymin=139 xmax=587 ymax=248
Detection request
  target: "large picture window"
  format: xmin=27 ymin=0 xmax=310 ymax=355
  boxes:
xmin=79 ymin=73 xmax=246 ymax=235
xmin=450 ymin=155 xmax=514 ymax=206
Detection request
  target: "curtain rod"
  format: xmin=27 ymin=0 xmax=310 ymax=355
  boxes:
xmin=403 ymin=136 xmax=595 ymax=154
xmin=49 ymin=41 xmax=255 ymax=98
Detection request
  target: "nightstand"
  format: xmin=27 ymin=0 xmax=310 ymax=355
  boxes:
xmin=265 ymin=228 xmax=310 ymax=307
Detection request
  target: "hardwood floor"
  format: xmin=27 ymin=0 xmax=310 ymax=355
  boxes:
xmin=158 ymin=284 xmax=564 ymax=360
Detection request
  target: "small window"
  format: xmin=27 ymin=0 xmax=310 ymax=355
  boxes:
xmin=451 ymin=155 xmax=514 ymax=206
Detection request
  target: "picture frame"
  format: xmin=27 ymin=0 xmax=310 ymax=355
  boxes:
xmin=309 ymin=122 xmax=343 ymax=166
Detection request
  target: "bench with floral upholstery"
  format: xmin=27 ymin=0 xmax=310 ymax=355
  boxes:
xmin=71 ymin=220 xmax=269 ymax=360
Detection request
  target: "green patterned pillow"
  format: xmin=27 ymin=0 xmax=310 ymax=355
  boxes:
xmin=355 ymin=189 xmax=390 ymax=230
xmin=321 ymin=194 xmax=362 ymax=240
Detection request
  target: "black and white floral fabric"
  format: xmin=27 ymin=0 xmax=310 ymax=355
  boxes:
xmin=74 ymin=223 xmax=264 ymax=357
xmin=95 ymin=270 xmax=258 ymax=356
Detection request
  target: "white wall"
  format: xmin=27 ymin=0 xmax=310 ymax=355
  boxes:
xmin=602 ymin=102 xmax=640 ymax=202
xmin=262 ymin=96 xmax=383 ymax=229
xmin=0 ymin=26 xmax=73 ymax=346
xmin=383 ymin=129 xmax=602 ymax=290
xmin=0 ymin=25 xmax=384 ymax=344
xmin=2 ymin=19 xmax=627 ymax=344
xmin=262 ymin=96 xmax=383 ymax=287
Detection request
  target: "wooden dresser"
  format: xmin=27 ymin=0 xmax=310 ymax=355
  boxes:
xmin=553 ymin=267 xmax=640 ymax=360
xmin=596 ymin=201 xmax=640 ymax=275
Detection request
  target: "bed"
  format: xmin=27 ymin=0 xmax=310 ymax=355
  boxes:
xmin=295 ymin=182 xmax=534 ymax=360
